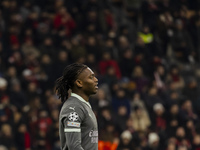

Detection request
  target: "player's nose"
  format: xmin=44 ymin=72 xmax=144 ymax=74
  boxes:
xmin=94 ymin=76 xmax=98 ymax=82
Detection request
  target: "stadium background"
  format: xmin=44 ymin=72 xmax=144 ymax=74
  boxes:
xmin=0 ymin=0 xmax=200 ymax=149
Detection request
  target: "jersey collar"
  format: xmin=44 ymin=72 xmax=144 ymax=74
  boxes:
xmin=71 ymin=93 xmax=91 ymax=108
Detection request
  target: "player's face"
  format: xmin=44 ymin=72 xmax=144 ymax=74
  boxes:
xmin=79 ymin=67 xmax=98 ymax=95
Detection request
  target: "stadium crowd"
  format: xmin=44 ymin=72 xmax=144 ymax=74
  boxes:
xmin=0 ymin=0 xmax=200 ymax=149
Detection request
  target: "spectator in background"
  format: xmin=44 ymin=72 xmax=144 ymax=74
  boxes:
xmin=130 ymin=105 xmax=151 ymax=133
xmin=120 ymin=48 xmax=135 ymax=78
xmin=192 ymin=134 xmax=200 ymax=150
xmin=171 ymin=19 xmax=195 ymax=63
xmin=112 ymin=88 xmax=131 ymax=115
xmin=99 ymin=52 xmax=121 ymax=79
xmin=15 ymin=123 xmax=31 ymax=150
xmin=151 ymin=103 xmax=166 ymax=132
xmin=132 ymin=66 xmax=149 ymax=93
xmin=0 ymin=124 xmax=16 ymax=150
xmin=166 ymin=65 xmax=185 ymax=90
xmin=145 ymin=132 xmax=161 ymax=150
xmin=117 ymin=130 xmax=134 ymax=150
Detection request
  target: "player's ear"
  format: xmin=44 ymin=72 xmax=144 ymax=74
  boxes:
xmin=75 ymin=79 xmax=83 ymax=88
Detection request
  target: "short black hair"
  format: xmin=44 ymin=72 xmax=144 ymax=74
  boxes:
xmin=55 ymin=63 xmax=87 ymax=102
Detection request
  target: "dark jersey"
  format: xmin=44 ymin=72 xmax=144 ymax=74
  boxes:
xmin=59 ymin=93 xmax=98 ymax=150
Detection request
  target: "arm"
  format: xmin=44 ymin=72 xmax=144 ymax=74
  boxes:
xmin=62 ymin=117 xmax=84 ymax=150
xmin=61 ymin=105 xmax=85 ymax=150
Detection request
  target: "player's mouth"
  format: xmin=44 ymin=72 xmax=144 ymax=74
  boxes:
xmin=95 ymin=83 xmax=98 ymax=89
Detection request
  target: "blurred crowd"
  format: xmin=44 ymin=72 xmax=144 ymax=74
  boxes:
xmin=1 ymin=0 xmax=200 ymax=150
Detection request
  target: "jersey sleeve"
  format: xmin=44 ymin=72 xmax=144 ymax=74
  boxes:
xmin=61 ymin=104 xmax=85 ymax=150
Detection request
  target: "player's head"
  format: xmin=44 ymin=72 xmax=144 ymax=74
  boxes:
xmin=55 ymin=63 xmax=98 ymax=102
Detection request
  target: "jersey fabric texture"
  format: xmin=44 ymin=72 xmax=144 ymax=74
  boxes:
xmin=59 ymin=93 xmax=98 ymax=150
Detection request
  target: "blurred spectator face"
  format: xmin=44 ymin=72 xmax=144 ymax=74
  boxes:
xmin=0 ymin=78 xmax=7 ymax=91
xmin=106 ymin=66 xmax=115 ymax=76
xmin=18 ymin=124 xmax=27 ymax=133
xmin=24 ymin=39 xmax=33 ymax=46
xmin=186 ymin=120 xmax=194 ymax=129
xmin=170 ymin=92 xmax=179 ymax=101
xmin=29 ymin=11 xmax=39 ymax=20
xmin=175 ymin=20 xmax=183 ymax=30
xmin=87 ymin=54 xmax=95 ymax=64
xmin=25 ymin=28 xmax=33 ymax=36
xmin=177 ymin=146 xmax=187 ymax=150
xmin=157 ymin=65 xmax=165 ymax=75
xmin=58 ymin=51 xmax=68 ymax=62
xmin=39 ymin=110 xmax=48 ymax=118
xmin=168 ymin=137 xmax=177 ymax=145
xmin=193 ymin=135 xmax=200 ymax=145
xmin=55 ymin=0 xmax=64 ymax=9
xmin=118 ymin=36 xmax=129 ymax=48
xmin=133 ymin=92 xmax=140 ymax=101
xmin=12 ymin=82 xmax=21 ymax=92
xmin=44 ymin=37 xmax=52 ymax=46
xmin=170 ymin=104 xmax=179 ymax=115
xmin=87 ymin=24 xmax=96 ymax=33
xmin=2 ymin=1 xmax=10 ymax=8
xmin=116 ymin=89 xmax=125 ymax=98
xmin=106 ymin=123 xmax=115 ymax=133
xmin=97 ymin=89 xmax=106 ymax=99
xmin=136 ymin=36 xmax=145 ymax=46
xmin=118 ymin=106 xmax=127 ymax=116
xmin=133 ymin=66 xmax=143 ymax=77
xmin=88 ymin=11 xmax=97 ymax=21
xmin=51 ymin=109 xmax=59 ymax=121
xmin=10 ymin=44 xmax=20 ymax=52
xmin=102 ymin=52 xmax=111 ymax=60
xmin=148 ymin=87 xmax=157 ymax=96
xmin=77 ymin=56 xmax=86 ymax=64
xmin=29 ymin=97 xmax=41 ymax=109
xmin=135 ymin=107 xmax=143 ymax=117
xmin=123 ymin=49 xmax=133 ymax=59
xmin=126 ymin=117 xmax=133 ymax=127
xmin=167 ymin=143 xmax=176 ymax=150
xmin=176 ymin=127 xmax=185 ymax=139
xmin=143 ymin=25 xmax=150 ymax=34
xmin=101 ymin=109 xmax=111 ymax=120
xmin=182 ymin=100 xmax=192 ymax=111
xmin=41 ymin=54 xmax=51 ymax=64
xmin=0 ymin=145 xmax=8 ymax=150
xmin=10 ymin=0 xmax=17 ymax=9
xmin=171 ymin=67 xmax=179 ymax=75
xmin=13 ymin=51 xmax=22 ymax=61
xmin=188 ymin=80 xmax=197 ymax=88
xmin=0 ymin=111 xmax=8 ymax=123
xmin=7 ymin=66 xmax=17 ymax=77
xmin=148 ymin=132 xmax=160 ymax=148
xmin=28 ymin=82 xmax=37 ymax=92
xmin=1 ymin=124 xmax=12 ymax=137
xmin=106 ymin=39 xmax=114 ymax=47
xmin=121 ymin=130 xmax=132 ymax=145
xmin=87 ymin=36 xmax=96 ymax=46
xmin=153 ymin=103 xmax=165 ymax=116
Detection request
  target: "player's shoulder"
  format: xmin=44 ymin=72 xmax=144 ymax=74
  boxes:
xmin=60 ymin=97 xmax=85 ymax=113
xmin=64 ymin=96 xmax=84 ymax=108
xmin=59 ymin=97 xmax=86 ymax=120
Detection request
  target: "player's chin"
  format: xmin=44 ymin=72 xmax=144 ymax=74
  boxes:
xmin=93 ymin=88 xmax=98 ymax=94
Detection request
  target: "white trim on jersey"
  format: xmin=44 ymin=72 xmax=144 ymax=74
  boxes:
xmin=71 ymin=93 xmax=91 ymax=108
xmin=64 ymin=128 xmax=81 ymax=132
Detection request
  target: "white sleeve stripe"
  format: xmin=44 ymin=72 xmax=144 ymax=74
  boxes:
xmin=64 ymin=128 xmax=81 ymax=132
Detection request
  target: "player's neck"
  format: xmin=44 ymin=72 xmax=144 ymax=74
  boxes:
xmin=73 ymin=91 xmax=89 ymax=102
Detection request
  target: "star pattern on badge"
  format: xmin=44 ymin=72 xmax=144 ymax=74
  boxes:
xmin=68 ymin=112 xmax=79 ymax=121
